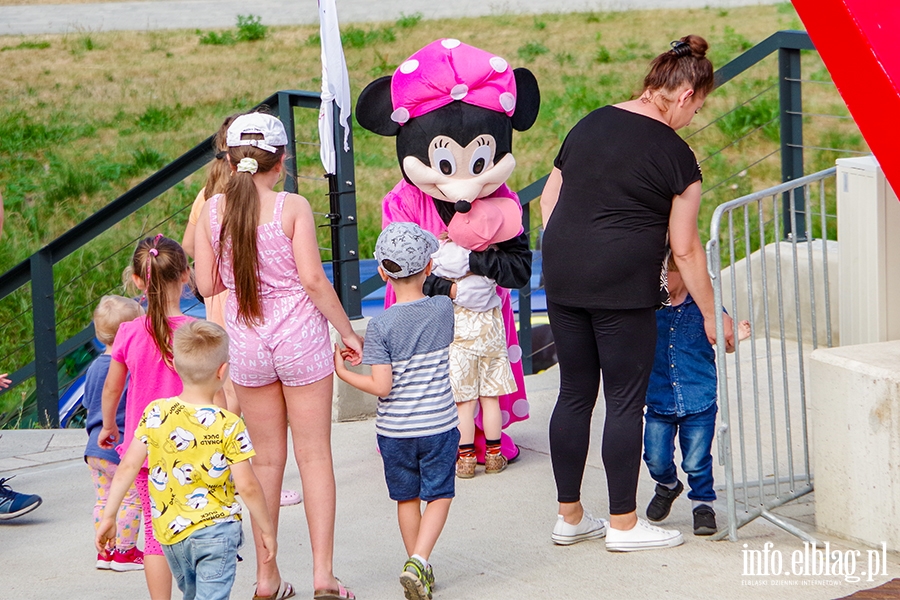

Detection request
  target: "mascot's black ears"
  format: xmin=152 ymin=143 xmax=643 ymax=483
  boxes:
xmin=356 ymin=68 xmax=541 ymax=137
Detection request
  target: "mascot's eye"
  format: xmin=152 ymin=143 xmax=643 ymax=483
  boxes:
xmin=469 ymin=145 xmax=493 ymax=176
xmin=433 ymin=147 xmax=456 ymax=176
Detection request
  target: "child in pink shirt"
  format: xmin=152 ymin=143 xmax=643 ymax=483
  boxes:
xmin=99 ymin=234 xmax=196 ymax=600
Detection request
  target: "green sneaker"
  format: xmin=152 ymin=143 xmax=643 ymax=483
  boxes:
xmin=399 ymin=557 xmax=432 ymax=600
xmin=425 ymin=564 xmax=435 ymax=591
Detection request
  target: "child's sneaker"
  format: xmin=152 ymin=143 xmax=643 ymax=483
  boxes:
xmin=110 ymin=546 xmax=144 ymax=572
xmin=424 ymin=563 xmax=435 ymax=591
xmin=484 ymin=452 xmax=508 ymax=474
xmin=399 ymin=557 xmax=432 ymax=600
xmin=551 ymin=512 xmax=608 ymax=545
xmin=0 ymin=477 xmax=42 ymax=520
xmin=646 ymin=479 xmax=684 ymax=522
xmin=693 ymin=505 xmax=718 ymax=536
xmin=605 ymin=518 xmax=684 ymax=552
xmin=455 ymin=455 xmax=476 ymax=479
xmin=96 ymin=548 xmax=114 ymax=570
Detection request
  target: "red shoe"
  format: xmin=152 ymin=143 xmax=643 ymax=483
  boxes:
xmin=96 ymin=548 xmax=113 ymax=570
xmin=111 ymin=547 xmax=144 ymax=572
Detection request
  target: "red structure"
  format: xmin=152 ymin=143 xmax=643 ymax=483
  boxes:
xmin=791 ymin=0 xmax=900 ymax=194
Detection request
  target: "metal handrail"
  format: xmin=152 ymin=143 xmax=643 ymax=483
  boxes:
xmin=0 ymin=89 xmax=359 ymax=427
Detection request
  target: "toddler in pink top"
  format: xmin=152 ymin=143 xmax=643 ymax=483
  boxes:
xmin=99 ymin=234 xmax=195 ymax=600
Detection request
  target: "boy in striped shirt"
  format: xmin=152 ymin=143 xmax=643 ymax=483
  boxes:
xmin=334 ymin=222 xmax=458 ymax=600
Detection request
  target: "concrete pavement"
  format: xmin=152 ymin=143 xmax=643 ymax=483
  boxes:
xmin=0 ymin=0 xmax=783 ymax=36
xmin=0 ymin=365 xmax=894 ymax=600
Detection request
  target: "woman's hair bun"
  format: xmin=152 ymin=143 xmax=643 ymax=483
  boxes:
xmin=672 ymin=34 xmax=708 ymax=59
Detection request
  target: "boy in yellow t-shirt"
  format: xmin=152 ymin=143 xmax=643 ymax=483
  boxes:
xmin=97 ymin=320 xmax=276 ymax=600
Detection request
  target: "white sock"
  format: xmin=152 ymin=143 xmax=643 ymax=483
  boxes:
xmin=692 ymin=500 xmax=715 ymax=510
xmin=661 ymin=480 xmax=679 ymax=490
xmin=411 ymin=554 xmax=429 ymax=568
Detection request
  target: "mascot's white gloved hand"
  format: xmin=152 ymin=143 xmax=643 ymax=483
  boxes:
xmin=431 ymin=240 xmax=471 ymax=280
xmin=454 ymin=274 xmax=501 ymax=312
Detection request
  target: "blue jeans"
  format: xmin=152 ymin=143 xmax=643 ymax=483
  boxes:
xmin=162 ymin=521 xmax=243 ymax=600
xmin=643 ymin=404 xmax=717 ymax=502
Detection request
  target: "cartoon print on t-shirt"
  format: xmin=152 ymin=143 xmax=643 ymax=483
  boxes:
xmin=190 ymin=407 xmax=219 ymax=429
xmin=165 ymin=427 xmax=197 ymax=453
xmin=202 ymin=452 xmax=229 ymax=479
xmin=168 ymin=515 xmax=193 ymax=536
xmin=172 ymin=461 xmax=196 ymax=486
xmin=145 ymin=404 xmax=165 ymax=429
xmin=184 ymin=487 xmax=210 ymax=510
xmin=150 ymin=495 xmax=167 ymax=520
xmin=225 ymin=430 xmax=253 ymax=456
xmin=150 ymin=462 xmax=168 ymax=491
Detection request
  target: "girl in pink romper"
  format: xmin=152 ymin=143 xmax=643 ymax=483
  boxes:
xmin=193 ymin=112 xmax=362 ymax=600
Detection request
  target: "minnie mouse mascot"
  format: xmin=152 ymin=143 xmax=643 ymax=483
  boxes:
xmin=356 ymin=38 xmax=540 ymax=469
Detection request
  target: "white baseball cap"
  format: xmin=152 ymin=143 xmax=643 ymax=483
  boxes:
xmin=226 ymin=113 xmax=288 ymax=153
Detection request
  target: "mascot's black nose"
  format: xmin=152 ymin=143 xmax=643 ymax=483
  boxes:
xmin=455 ymin=200 xmax=472 ymax=213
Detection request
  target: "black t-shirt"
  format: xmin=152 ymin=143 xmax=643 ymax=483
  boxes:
xmin=543 ymin=105 xmax=702 ymax=309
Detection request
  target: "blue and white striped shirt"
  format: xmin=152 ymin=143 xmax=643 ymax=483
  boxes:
xmin=363 ymin=296 xmax=458 ymax=438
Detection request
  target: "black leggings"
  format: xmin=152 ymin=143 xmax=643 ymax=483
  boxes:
xmin=547 ymin=300 xmax=657 ymax=515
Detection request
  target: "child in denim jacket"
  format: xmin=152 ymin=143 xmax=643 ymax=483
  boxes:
xmin=643 ymin=255 xmax=749 ymax=535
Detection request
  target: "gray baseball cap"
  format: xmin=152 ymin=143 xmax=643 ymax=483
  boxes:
xmin=375 ymin=222 xmax=439 ymax=279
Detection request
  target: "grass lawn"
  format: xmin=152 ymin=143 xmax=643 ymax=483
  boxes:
xmin=0 ymin=3 xmax=867 ymax=420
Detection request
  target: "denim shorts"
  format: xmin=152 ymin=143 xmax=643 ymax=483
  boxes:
xmin=162 ymin=520 xmax=243 ymax=600
xmin=377 ymin=428 xmax=460 ymax=502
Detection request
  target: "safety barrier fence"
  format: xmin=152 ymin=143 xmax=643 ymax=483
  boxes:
xmin=707 ymin=166 xmax=837 ymax=542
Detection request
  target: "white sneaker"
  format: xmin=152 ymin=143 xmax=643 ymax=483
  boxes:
xmin=551 ymin=512 xmax=608 ymax=545
xmin=605 ymin=518 xmax=684 ymax=552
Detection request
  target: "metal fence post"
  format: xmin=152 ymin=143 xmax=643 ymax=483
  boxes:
xmin=329 ymin=102 xmax=362 ymax=319
xmin=518 ymin=201 xmax=533 ymax=376
xmin=31 ymin=249 xmax=59 ymax=428
xmin=278 ymin=91 xmax=299 ymax=194
xmin=779 ymin=47 xmax=805 ymax=240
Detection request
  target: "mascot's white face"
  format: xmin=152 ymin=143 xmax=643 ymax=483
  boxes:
xmin=402 ymin=134 xmax=516 ymax=204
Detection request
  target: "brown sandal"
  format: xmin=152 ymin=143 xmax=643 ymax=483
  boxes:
xmin=313 ymin=579 xmax=355 ymax=599
xmin=252 ymin=580 xmax=295 ymax=600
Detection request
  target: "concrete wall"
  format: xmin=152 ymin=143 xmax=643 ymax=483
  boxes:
xmin=331 ymin=317 xmax=377 ymax=422
xmin=809 ymin=342 xmax=900 ymax=551
xmin=719 ymin=240 xmax=840 ymax=348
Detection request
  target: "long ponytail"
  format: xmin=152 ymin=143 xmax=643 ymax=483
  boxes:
xmin=132 ymin=235 xmax=188 ymax=368
xmin=203 ymin=114 xmax=240 ymax=200
xmin=220 ymin=132 xmax=284 ymax=326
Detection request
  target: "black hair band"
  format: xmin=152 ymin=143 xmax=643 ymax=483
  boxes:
xmin=215 ymin=151 xmax=227 ymax=160
xmin=669 ymin=40 xmax=691 ymax=57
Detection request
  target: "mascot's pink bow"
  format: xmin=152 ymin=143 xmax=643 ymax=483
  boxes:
xmin=390 ymin=38 xmax=518 ymax=125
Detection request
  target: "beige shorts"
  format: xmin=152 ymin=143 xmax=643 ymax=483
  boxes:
xmin=449 ymin=345 xmax=517 ymax=403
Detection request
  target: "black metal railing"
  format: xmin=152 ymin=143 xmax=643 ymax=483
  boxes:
xmin=0 ymin=90 xmax=359 ymax=427
xmin=2 ymin=29 xmax=869 ymax=425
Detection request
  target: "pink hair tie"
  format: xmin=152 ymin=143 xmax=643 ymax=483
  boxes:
xmin=389 ymin=38 xmax=517 ymax=125
xmin=148 ymin=248 xmax=159 ymax=257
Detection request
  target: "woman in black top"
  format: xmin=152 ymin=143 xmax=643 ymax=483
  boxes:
xmin=541 ymin=35 xmax=735 ymax=551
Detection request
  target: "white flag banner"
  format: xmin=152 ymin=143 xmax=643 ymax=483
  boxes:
xmin=318 ymin=0 xmax=351 ymax=175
